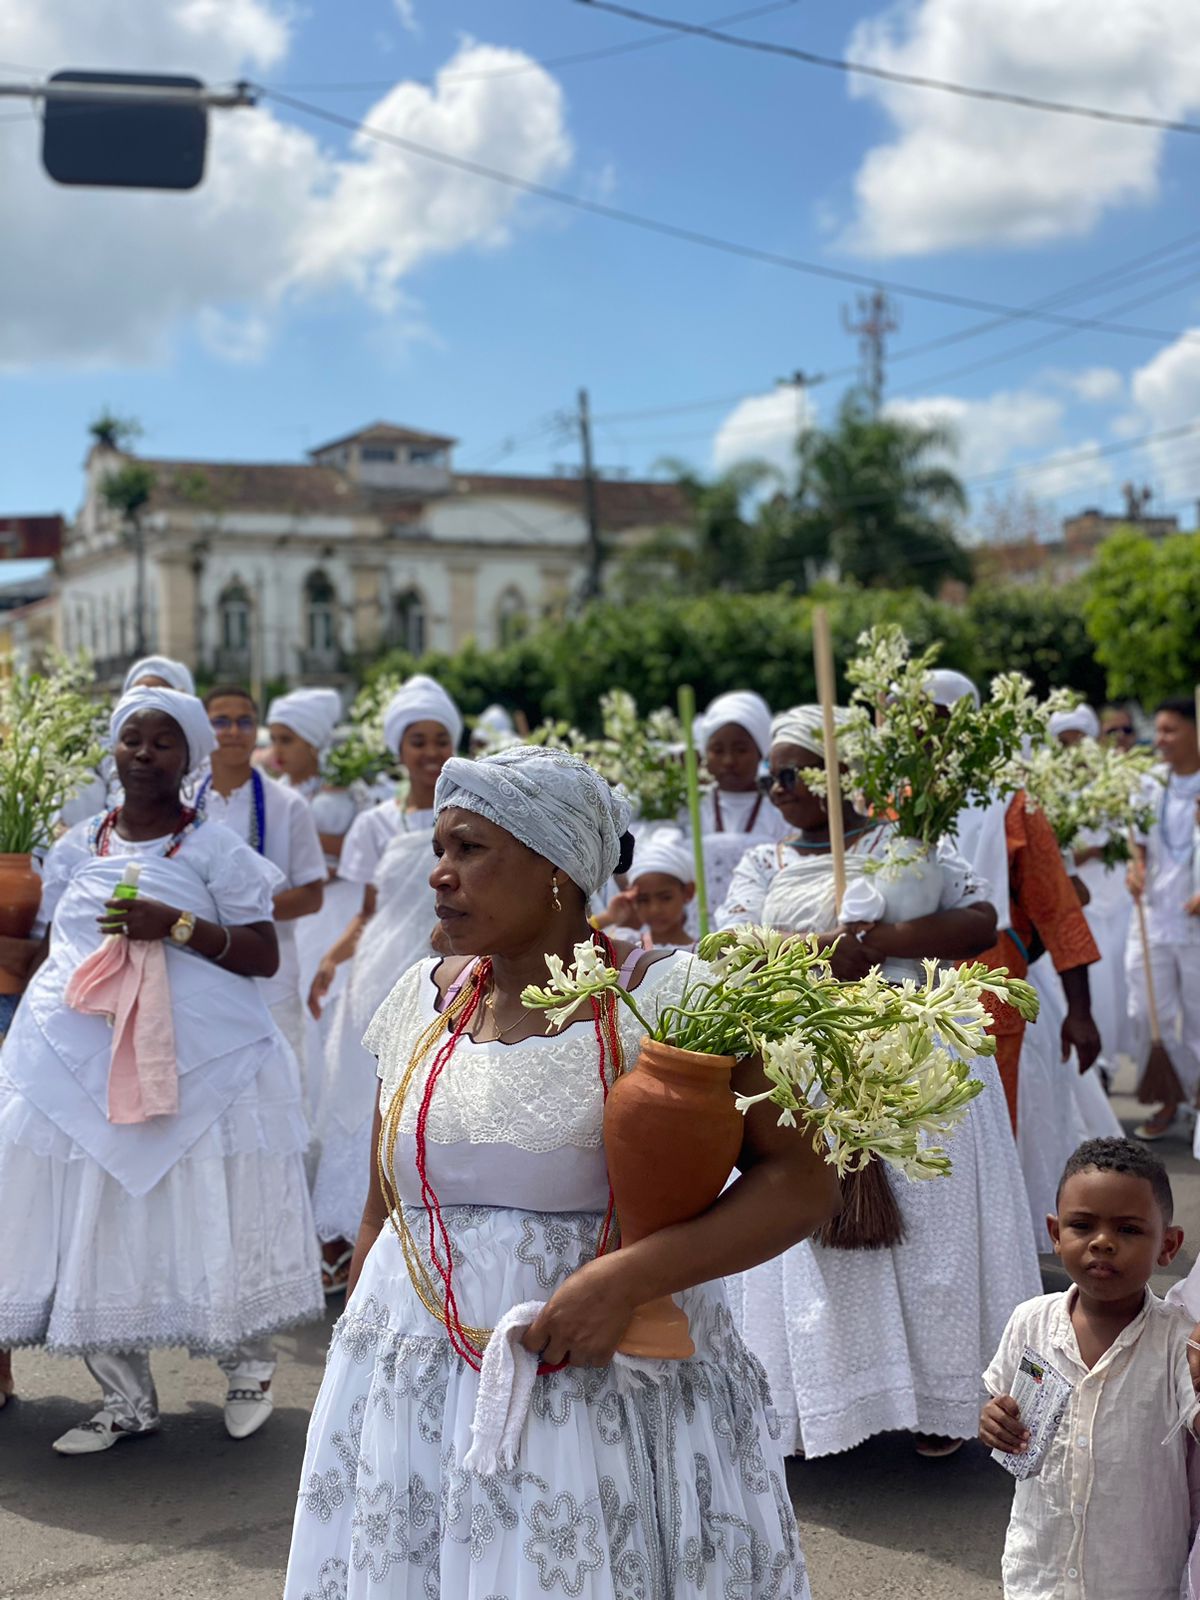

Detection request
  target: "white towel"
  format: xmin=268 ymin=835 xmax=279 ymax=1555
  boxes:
xmin=464 ymin=1300 xmax=547 ymax=1476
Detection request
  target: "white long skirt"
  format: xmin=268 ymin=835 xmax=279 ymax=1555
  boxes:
xmin=285 ymin=1207 xmax=810 ymax=1599
xmin=1016 ymin=957 xmax=1122 ymax=1250
xmin=0 ymin=1037 xmax=324 ymax=1353
xmin=726 ymin=1057 xmax=1041 ymax=1458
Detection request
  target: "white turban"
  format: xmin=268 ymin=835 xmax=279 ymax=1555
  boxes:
xmin=770 ymin=705 xmax=851 ymax=760
xmin=266 ymin=688 xmax=342 ymax=752
xmin=382 ymin=674 xmax=462 ymax=757
xmin=470 ymin=703 xmax=519 ymax=752
xmin=631 ymin=827 xmax=696 ymax=886
xmin=122 ymin=655 xmax=196 ymax=696
xmin=695 ymin=690 xmax=773 ymax=757
xmin=924 ymin=669 xmax=981 ymax=711
xmin=435 ymin=745 xmax=632 ymax=896
xmin=1049 ymin=704 xmax=1101 ymax=741
xmin=109 ymin=687 xmax=216 ymax=778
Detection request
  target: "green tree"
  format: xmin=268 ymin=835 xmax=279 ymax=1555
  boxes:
xmin=1085 ymin=526 xmax=1200 ymax=706
xmin=609 ymin=458 xmax=780 ymax=601
xmin=772 ymin=392 xmax=971 ymax=594
xmin=88 ymin=409 xmax=143 ymax=452
xmin=969 ymin=582 xmax=1106 ymax=702
xmin=100 ymin=461 xmax=157 ymax=659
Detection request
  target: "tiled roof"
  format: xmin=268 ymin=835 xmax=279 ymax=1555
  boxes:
xmin=457 ymin=473 xmax=690 ymax=530
xmin=309 ymin=421 xmax=457 ymax=454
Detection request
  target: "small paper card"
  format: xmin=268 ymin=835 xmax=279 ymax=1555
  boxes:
xmin=992 ymin=1345 xmax=1073 ymax=1480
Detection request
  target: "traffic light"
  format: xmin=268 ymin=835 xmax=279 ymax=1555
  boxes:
xmin=41 ymin=71 xmax=210 ymax=191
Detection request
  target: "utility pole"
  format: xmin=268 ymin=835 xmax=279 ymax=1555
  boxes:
xmin=578 ymin=388 xmax=603 ymax=602
xmin=842 ymin=289 xmax=900 ymax=415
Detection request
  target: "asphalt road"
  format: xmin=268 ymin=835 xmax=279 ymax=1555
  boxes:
xmin=1 ymin=1064 xmax=1193 ymax=1600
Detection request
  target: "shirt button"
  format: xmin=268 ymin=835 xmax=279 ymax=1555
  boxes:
xmin=1076 ymin=1436 xmax=1088 ymax=1449
xmin=1068 ymin=1569 xmax=1079 ymax=1580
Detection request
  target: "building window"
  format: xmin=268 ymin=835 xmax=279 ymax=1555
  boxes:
xmin=409 ymin=448 xmax=444 ymax=466
xmin=361 ymin=446 xmax=397 ymax=463
xmin=391 ymin=587 xmax=426 ymax=656
xmin=496 ymin=586 xmax=529 ymax=646
xmin=218 ymin=580 xmax=251 ymax=652
xmin=305 ymin=569 xmax=339 ymax=657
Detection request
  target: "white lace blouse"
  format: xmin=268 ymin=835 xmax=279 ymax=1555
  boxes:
xmin=364 ymin=952 xmax=710 ymax=1215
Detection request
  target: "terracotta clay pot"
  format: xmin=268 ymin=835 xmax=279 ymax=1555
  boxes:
xmin=605 ymin=1036 xmax=743 ymax=1359
xmin=0 ymin=853 xmax=41 ymax=997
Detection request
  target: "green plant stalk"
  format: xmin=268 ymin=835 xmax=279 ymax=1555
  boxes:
xmin=678 ymin=683 xmax=709 ymax=939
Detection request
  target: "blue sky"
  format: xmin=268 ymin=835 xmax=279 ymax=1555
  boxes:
xmin=4 ymin=0 xmax=1200 ymax=533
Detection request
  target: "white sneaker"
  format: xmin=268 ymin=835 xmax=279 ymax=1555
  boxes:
xmin=223 ymin=1382 xmax=273 ymax=1440
xmin=52 ymin=1408 xmax=158 ymax=1456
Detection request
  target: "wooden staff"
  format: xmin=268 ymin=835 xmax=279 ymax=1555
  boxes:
xmin=1129 ymin=825 xmax=1184 ymax=1106
xmin=812 ymin=606 xmax=846 ymax=914
xmin=678 ymin=684 xmax=710 ymax=938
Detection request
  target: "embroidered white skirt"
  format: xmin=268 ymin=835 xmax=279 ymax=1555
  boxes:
xmin=284 ymin=1206 xmax=811 ymax=1600
xmin=0 ymin=1033 xmax=324 ymax=1353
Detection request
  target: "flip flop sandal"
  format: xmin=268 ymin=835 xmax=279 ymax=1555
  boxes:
xmin=1134 ymin=1119 xmax=1174 ymax=1141
xmin=913 ymin=1434 xmax=966 ymax=1458
xmin=321 ymin=1248 xmax=354 ymax=1297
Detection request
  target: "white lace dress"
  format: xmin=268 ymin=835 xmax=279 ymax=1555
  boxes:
xmin=311 ymin=809 xmax=438 ymax=1244
xmin=719 ymin=828 xmax=1043 ymax=1457
xmin=284 ymin=954 xmax=810 ymax=1600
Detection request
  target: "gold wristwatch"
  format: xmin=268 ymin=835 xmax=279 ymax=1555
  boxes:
xmin=169 ymin=910 xmax=197 ymax=946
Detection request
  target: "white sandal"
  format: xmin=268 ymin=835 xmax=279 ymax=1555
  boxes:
xmin=321 ymin=1247 xmax=354 ymax=1297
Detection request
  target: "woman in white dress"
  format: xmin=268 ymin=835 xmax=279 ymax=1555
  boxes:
xmin=719 ymin=706 xmax=1041 ymax=1459
xmin=285 ymin=745 xmax=838 ymax=1598
xmin=690 ymin=690 xmax=791 ymax=918
xmin=0 ymin=687 xmax=323 ymax=1453
xmin=308 ymin=675 xmax=461 ymax=1290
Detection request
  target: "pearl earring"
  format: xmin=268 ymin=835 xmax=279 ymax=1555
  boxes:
xmin=551 ymin=876 xmax=563 ymax=911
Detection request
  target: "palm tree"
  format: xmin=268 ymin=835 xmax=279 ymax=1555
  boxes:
xmin=780 ymin=392 xmax=970 ymax=594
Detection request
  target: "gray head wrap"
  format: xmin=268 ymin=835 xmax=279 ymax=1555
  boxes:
xmin=435 ymin=745 xmax=633 ymax=895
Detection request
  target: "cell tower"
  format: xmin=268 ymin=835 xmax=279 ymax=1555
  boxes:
xmin=842 ymin=288 xmax=900 ymax=415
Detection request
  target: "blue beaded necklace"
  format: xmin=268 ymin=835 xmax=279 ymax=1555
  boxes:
xmin=195 ymin=767 xmax=267 ymax=855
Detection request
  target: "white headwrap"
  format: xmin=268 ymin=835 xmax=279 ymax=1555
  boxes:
xmin=631 ymin=827 xmax=695 ymax=886
xmin=109 ymin=687 xmax=216 ymax=778
xmin=122 ymin=655 xmax=196 ymax=696
xmin=770 ymin=705 xmax=851 ymax=760
xmin=470 ymin=703 xmax=520 ymax=752
xmin=382 ymin=674 xmax=463 ymax=757
xmin=695 ymin=690 xmax=773 ymax=757
xmin=1049 ymin=704 xmax=1101 ymax=741
xmin=266 ymin=688 xmax=342 ymax=752
xmin=924 ymin=669 xmax=981 ymax=711
xmin=435 ymin=745 xmax=632 ymax=896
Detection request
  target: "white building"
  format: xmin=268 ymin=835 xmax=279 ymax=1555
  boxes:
xmin=59 ymin=421 xmax=688 ymax=686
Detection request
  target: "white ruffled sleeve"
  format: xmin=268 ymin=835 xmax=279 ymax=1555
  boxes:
xmin=34 ymin=821 xmax=93 ymax=933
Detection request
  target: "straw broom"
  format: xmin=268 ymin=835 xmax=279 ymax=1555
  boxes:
xmin=811 ymin=606 xmax=905 ymax=1250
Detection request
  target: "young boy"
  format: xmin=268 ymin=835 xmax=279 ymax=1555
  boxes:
xmin=594 ymin=829 xmax=696 ymax=949
xmin=981 ymin=1137 xmax=1196 ymax=1599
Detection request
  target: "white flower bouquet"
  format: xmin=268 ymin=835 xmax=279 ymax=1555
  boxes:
xmin=323 ymin=675 xmax=397 ymax=790
xmin=523 ymin=927 xmax=1037 ymax=1179
xmin=0 ymin=657 xmax=104 ymax=855
xmin=1014 ymin=738 xmax=1159 ymax=866
xmin=836 ymin=625 xmax=1069 ymax=851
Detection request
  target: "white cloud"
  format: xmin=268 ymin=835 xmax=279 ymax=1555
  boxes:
xmin=843 ymin=0 xmax=1200 ymax=255
xmin=0 ymin=5 xmax=572 ymax=369
xmin=1127 ymin=328 xmax=1200 ymax=500
xmin=711 ymin=386 xmax=816 ymax=476
xmin=1052 ymin=366 xmax=1123 ymax=404
xmin=393 ymin=0 xmax=420 ymax=35
xmin=885 ymin=388 xmax=1064 ymax=478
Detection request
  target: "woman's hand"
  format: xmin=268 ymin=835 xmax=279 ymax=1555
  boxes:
xmin=818 ymin=926 xmax=881 ymax=982
xmin=593 ymin=890 xmax=641 ymax=932
xmin=1127 ymin=858 xmax=1146 ymax=899
xmin=98 ymin=896 xmax=179 ymax=942
xmin=308 ymin=957 xmax=338 ymax=1019
xmin=519 ymin=1254 xmax=638 ymax=1368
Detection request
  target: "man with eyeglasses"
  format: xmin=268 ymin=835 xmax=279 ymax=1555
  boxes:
xmin=199 ymin=686 xmax=327 ymax=1131
xmin=1101 ymin=707 xmax=1138 ymax=753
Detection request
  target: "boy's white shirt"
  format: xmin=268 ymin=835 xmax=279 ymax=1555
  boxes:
xmin=984 ymin=1287 xmax=1198 ymax=1600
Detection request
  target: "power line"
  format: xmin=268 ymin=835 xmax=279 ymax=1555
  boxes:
xmin=256 ymin=84 xmax=1200 ymax=350
xmin=262 ymin=0 xmax=799 ymax=94
xmin=592 ymin=227 xmax=1200 ymax=428
xmin=573 ymin=0 xmax=1200 ymax=138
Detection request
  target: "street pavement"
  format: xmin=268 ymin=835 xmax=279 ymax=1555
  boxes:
xmin=1 ymin=1062 xmax=1194 ymax=1600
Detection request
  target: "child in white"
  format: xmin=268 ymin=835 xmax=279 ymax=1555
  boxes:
xmin=982 ymin=1137 xmax=1197 ymax=1600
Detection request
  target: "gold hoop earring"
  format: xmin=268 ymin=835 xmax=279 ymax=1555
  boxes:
xmin=551 ymin=876 xmax=563 ymax=911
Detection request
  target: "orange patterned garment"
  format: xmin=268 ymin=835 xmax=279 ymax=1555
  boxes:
xmin=974 ymin=791 xmax=1100 ymax=1131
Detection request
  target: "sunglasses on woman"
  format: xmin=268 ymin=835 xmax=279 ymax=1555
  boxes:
xmin=757 ymin=766 xmax=808 ymax=794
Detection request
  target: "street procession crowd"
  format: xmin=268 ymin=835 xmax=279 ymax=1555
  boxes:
xmin=0 ymin=639 xmax=1199 ymax=1600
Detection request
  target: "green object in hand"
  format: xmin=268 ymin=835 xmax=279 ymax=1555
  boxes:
xmin=113 ymin=882 xmax=139 ymax=902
